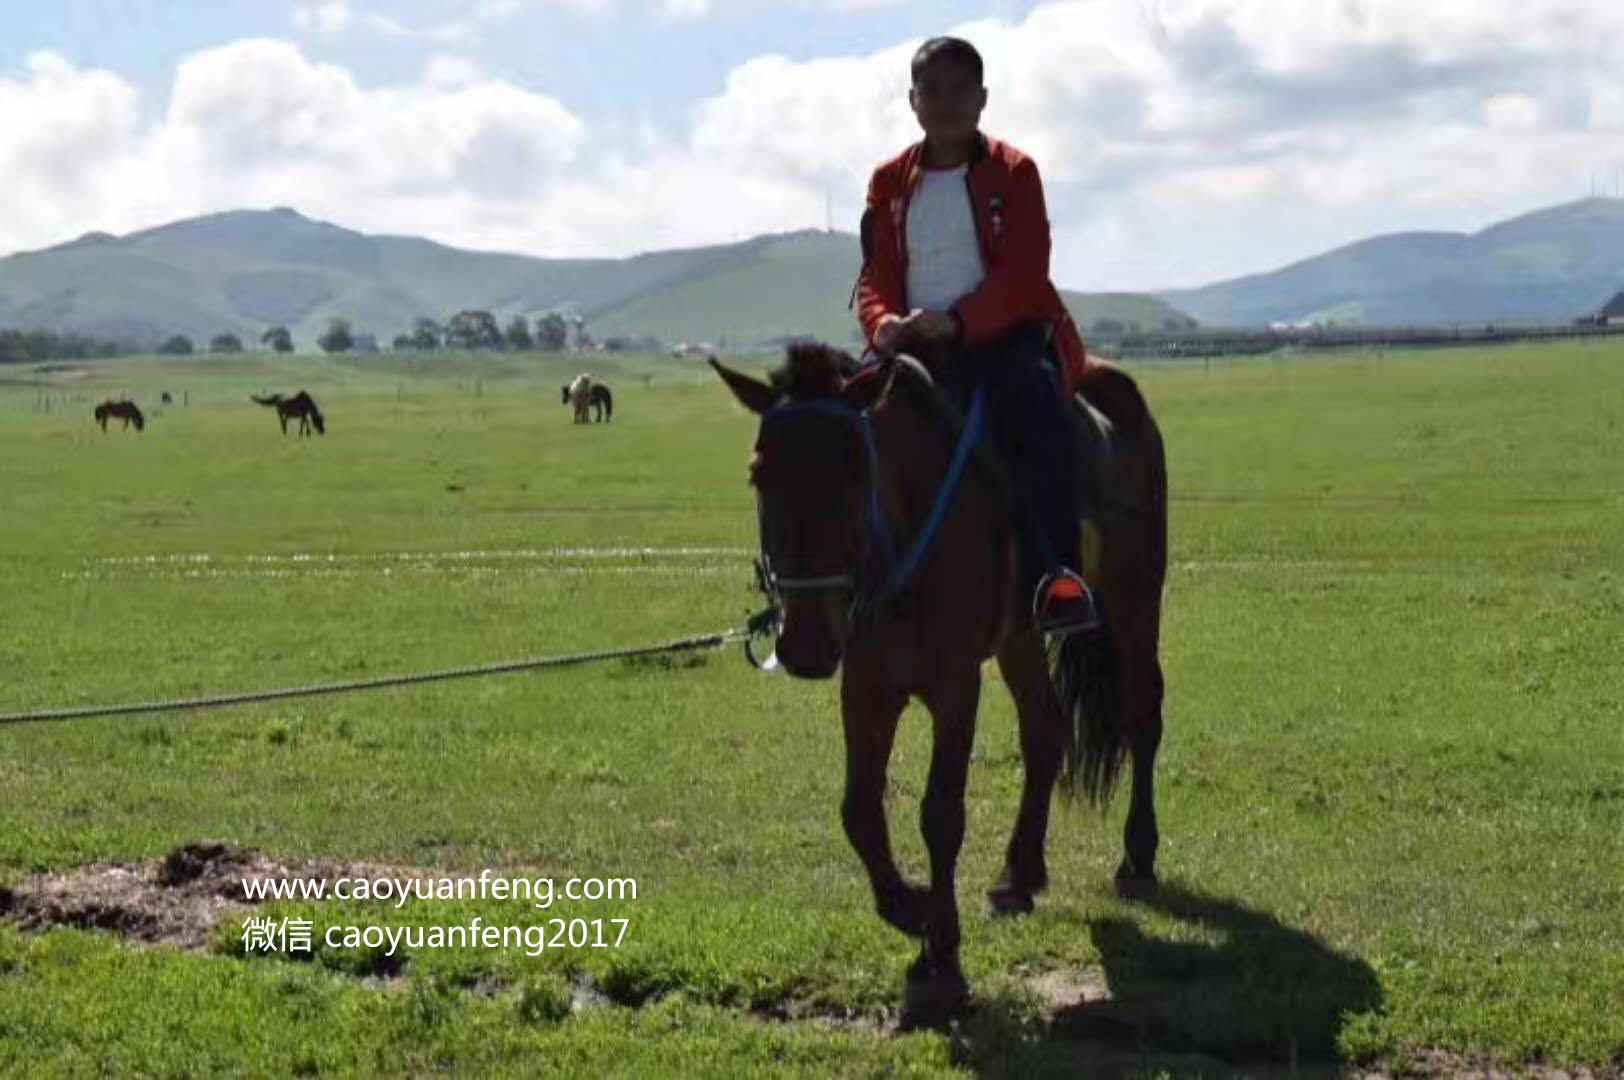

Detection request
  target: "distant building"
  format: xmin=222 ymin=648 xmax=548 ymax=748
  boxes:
xmin=1598 ymin=291 xmax=1624 ymax=325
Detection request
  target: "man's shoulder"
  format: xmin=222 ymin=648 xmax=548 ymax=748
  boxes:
xmin=869 ymin=143 xmax=919 ymax=188
xmin=978 ymin=134 xmax=1037 ymax=173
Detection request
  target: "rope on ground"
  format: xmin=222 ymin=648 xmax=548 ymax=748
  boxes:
xmin=0 ymin=626 xmax=751 ymax=727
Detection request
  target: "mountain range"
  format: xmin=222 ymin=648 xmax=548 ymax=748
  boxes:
xmin=1160 ymin=198 xmax=1624 ymax=327
xmin=5 ymin=196 xmax=1622 ymax=349
xmin=0 ymin=209 xmax=1188 ymax=350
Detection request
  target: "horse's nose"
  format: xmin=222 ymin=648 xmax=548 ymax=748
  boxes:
xmin=777 ymin=596 xmax=846 ymax=679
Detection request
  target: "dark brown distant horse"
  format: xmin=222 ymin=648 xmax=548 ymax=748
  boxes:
xmin=93 ymin=399 xmax=145 ymax=432
xmin=252 ymin=391 xmax=325 ymax=435
xmin=712 ymin=342 xmax=1167 ymax=1024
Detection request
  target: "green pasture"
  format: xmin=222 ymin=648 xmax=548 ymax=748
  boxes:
xmin=1 ymin=342 xmax=1620 ymax=1075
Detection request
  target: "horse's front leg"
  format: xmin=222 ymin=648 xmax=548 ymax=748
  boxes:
xmin=903 ymin=666 xmax=980 ymax=1023
xmin=840 ymin=656 xmax=926 ymax=937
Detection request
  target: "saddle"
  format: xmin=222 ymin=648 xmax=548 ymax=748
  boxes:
xmin=854 ymin=348 xmax=1113 ymax=583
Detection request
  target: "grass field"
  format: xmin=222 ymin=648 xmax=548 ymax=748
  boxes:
xmin=1 ymin=341 xmax=1621 ymax=1076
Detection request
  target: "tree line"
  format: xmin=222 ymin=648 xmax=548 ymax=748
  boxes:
xmin=0 ymin=328 xmax=134 ymax=364
xmin=376 ymin=311 xmax=570 ymax=353
xmin=0 ymin=311 xmax=574 ymax=363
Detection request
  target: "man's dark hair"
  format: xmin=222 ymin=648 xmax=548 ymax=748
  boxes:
xmin=911 ymin=36 xmax=983 ymax=86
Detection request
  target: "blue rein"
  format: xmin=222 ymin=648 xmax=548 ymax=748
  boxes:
xmin=760 ymin=384 xmax=986 ymax=616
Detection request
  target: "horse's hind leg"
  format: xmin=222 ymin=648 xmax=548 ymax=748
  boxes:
xmin=1111 ymin=601 xmax=1164 ymax=898
xmin=840 ymin=657 xmax=926 ymax=938
xmin=989 ymin=629 xmax=1065 ymax=915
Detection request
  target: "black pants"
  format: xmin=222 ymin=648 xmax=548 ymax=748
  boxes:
xmin=968 ymin=320 xmax=1082 ymax=599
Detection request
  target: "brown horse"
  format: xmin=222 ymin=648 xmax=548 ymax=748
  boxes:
xmin=252 ymin=391 xmax=325 ymax=435
xmin=93 ymin=399 xmax=145 ymax=432
xmin=712 ymin=342 xmax=1167 ymax=1023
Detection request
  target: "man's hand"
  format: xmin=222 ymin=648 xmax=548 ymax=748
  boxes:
xmin=871 ymin=313 xmax=907 ymax=356
xmin=872 ymin=309 xmax=959 ymax=356
xmin=910 ymin=309 xmax=960 ymax=343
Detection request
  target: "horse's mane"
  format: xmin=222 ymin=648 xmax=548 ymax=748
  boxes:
xmin=769 ymin=343 xmax=849 ymax=400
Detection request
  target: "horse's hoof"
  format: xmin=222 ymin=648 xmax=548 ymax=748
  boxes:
xmin=986 ymin=881 xmax=1035 ymax=917
xmin=1113 ymin=861 xmax=1157 ymax=901
xmin=899 ymin=963 xmax=970 ymax=1031
xmin=876 ymin=883 xmax=931 ymax=938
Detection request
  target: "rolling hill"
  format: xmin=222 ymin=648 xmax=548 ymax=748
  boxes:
xmin=0 ymin=208 xmax=1193 ymax=351
xmin=1160 ymin=198 xmax=1624 ymax=328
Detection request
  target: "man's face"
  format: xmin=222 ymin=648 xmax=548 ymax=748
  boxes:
xmin=908 ymin=59 xmax=987 ymax=143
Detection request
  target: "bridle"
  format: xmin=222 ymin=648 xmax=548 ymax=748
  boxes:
xmin=749 ymin=377 xmax=987 ymax=629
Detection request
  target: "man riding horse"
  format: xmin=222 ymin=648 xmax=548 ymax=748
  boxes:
xmin=854 ymin=35 xmax=1099 ymax=637
xmin=713 ymin=34 xmax=1168 ymax=1024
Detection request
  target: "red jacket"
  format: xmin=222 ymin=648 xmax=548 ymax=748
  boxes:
xmin=854 ymin=133 xmax=1091 ymax=397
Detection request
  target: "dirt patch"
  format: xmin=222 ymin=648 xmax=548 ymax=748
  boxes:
xmin=1020 ymin=968 xmax=1153 ymax=1045
xmin=1362 ymin=1049 xmax=1619 ymax=1079
xmin=0 ymin=841 xmax=444 ymax=951
xmin=1011 ymin=970 xmax=1617 ymax=1079
xmin=1026 ymin=968 xmax=1112 ymax=1014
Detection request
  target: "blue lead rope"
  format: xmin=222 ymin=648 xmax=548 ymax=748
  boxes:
xmin=875 ymin=385 xmax=985 ymax=603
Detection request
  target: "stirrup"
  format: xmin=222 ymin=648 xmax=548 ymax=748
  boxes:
xmin=1032 ymin=568 xmax=1102 ymax=634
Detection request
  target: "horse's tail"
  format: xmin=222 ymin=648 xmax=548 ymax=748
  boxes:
xmin=601 ymin=387 xmax=612 ymax=419
xmin=251 ymin=394 xmax=282 ymax=407
xmin=1048 ymin=357 xmax=1165 ymax=812
xmin=1050 ymin=628 xmax=1126 ymax=810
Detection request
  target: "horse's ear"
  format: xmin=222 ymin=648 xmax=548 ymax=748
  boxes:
xmin=843 ymin=357 xmax=896 ymax=412
xmin=710 ymin=357 xmax=777 ymax=415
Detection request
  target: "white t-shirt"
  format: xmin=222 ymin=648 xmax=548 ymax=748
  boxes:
xmin=904 ymin=164 xmax=985 ymax=313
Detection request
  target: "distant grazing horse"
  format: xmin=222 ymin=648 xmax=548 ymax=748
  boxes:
xmin=563 ymin=373 xmax=598 ymax=424
xmin=160 ymin=391 xmax=173 ymax=405
xmin=252 ymin=391 xmax=326 ymax=436
xmin=94 ymin=399 xmax=145 ymax=432
xmin=712 ymin=341 xmax=1167 ymax=1024
xmin=560 ymin=381 xmax=613 ymax=423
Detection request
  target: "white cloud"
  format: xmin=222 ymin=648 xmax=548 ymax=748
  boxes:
xmin=0 ymin=42 xmax=584 ymax=257
xmin=292 ymin=1 xmax=353 ymax=34
xmin=0 ymin=52 xmax=145 ymax=252
xmin=293 ymin=1 xmax=481 ymax=44
xmin=7 ymin=1 xmax=1624 ymax=291
xmin=470 ymin=0 xmax=904 ymax=15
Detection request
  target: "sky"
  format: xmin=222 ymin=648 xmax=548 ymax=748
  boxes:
xmin=4 ymin=0 xmax=1624 ymax=291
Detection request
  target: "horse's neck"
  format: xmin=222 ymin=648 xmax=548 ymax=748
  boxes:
xmin=871 ymin=395 xmax=1007 ymax=563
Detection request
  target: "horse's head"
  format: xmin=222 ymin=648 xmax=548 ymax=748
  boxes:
xmin=712 ymin=344 xmax=896 ymax=679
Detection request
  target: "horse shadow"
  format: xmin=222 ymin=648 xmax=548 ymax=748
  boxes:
xmin=955 ymin=883 xmax=1382 ymax=1077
